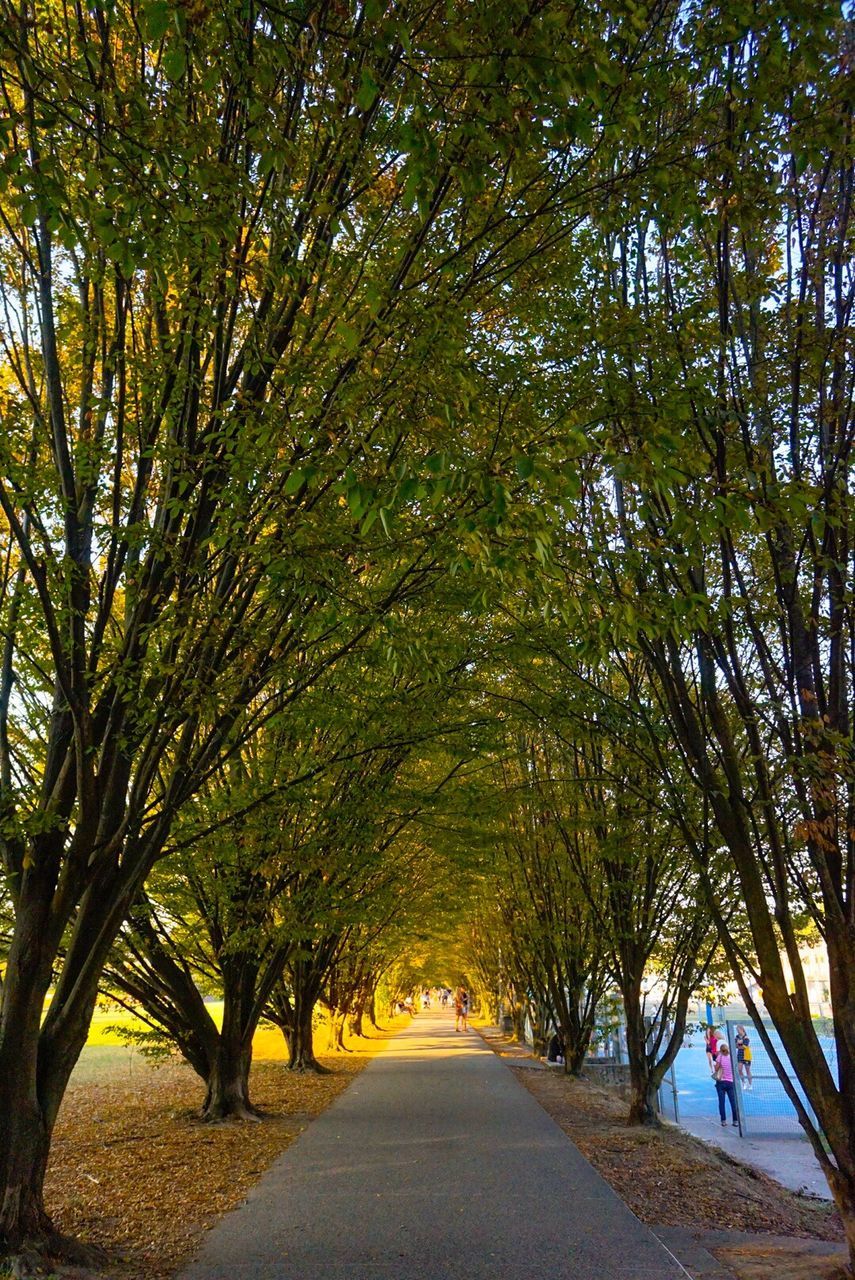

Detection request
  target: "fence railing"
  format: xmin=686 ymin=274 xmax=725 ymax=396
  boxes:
xmin=725 ymin=1017 xmax=836 ymax=1139
xmin=532 ymin=1008 xmax=837 ymax=1144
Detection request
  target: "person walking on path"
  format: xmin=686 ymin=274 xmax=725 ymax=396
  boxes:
xmin=455 ymin=986 xmax=469 ymax=1031
xmin=735 ymin=1024 xmax=753 ymax=1089
xmin=714 ymin=1044 xmax=738 ymax=1127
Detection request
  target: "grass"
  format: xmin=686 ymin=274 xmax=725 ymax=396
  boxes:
xmin=70 ymin=1002 xmax=326 ymax=1085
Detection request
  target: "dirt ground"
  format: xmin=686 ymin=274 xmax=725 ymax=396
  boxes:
xmin=714 ymin=1239 xmax=850 ymax=1280
xmin=42 ymin=1021 xmax=400 ymax=1280
xmin=509 ymin=1061 xmax=849 ymax=1280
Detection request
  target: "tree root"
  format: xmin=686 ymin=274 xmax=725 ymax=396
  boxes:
xmin=287 ymin=1060 xmax=331 ymax=1075
xmin=4 ymin=1231 xmax=107 ymax=1278
xmin=200 ymin=1102 xmax=264 ymax=1124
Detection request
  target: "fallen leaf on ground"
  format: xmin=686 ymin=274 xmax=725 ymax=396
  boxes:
xmin=45 ymin=1022 xmax=401 ymax=1279
xmin=510 ymin=1064 xmax=843 ymax=1242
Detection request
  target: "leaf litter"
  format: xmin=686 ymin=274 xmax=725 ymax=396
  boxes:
xmin=45 ymin=1029 xmax=394 ymax=1280
xmin=511 ymin=1067 xmax=849 ymax=1279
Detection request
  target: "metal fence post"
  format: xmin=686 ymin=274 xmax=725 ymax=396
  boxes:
xmin=726 ymin=1019 xmax=745 ymax=1136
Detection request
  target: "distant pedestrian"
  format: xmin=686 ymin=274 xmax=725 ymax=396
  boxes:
xmin=714 ymin=1044 xmax=738 ymax=1127
xmin=455 ymin=987 xmax=469 ymax=1032
xmin=735 ymin=1024 xmax=753 ymax=1089
xmin=705 ymin=1026 xmax=720 ymax=1075
xmin=546 ymin=1030 xmax=565 ymax=1066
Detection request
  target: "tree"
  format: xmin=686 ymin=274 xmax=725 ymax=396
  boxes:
xmin=104 ymin=768 xmax=302 ymax=1120
xmin=525 ymin=0 xmax=855 ymax=1250
xmin=268 ymin=739 xmax=461 ymax=1070
xmin=105 ymin=646 xmax=470 ymax=1091
xmin=1 ymin=0 xmax=643 ymax=1256
xmin=547 ymin=719 xmax=717 ymax=1123
xmin=479 ymin=737 xmax=607 ymax=1071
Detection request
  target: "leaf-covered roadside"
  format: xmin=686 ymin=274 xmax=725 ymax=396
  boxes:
xmin=43 ymin=1042 xmax=387 ymax=1280
xmin=512 ymin=1067 xmax=843 ymax=1244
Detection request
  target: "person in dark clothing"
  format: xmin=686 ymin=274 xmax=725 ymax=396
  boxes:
xmin=546 ymin=1030 xmax=566 ymax=1065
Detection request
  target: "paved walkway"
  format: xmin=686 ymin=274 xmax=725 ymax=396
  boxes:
xmin=180 ymin=1011 xmax=687 ymax=1279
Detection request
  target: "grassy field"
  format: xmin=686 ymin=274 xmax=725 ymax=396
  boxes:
xmin=73 ymin=1002 xmax=321 ymax=1083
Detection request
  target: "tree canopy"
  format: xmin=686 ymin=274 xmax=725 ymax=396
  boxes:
xmin=0 ymin=0 xmax=852 ymax=1272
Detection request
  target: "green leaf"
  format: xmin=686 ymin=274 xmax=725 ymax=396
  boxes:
xmin=337 ymin=321 xmax=359 ymax=352
xmin=162 ymin=44 xmax=186 ymax=81
xmin=143 ymin=0 xmax=172 ymax=43
xmin=355 ymin=71 xmax=379 ymax=113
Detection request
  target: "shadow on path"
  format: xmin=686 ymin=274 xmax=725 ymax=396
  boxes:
xmin=179 ymin=1011 xmax=688 ymax=1279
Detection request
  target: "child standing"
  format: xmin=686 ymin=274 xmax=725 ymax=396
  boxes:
xmin=735 ymin=1024 xmax=753 ymax=1089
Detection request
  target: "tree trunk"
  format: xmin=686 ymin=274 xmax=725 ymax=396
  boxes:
xmin=349 ymin=987 xmax=371 ymax=1039
xmin=827 ymin=1173 xmax=855 ymax=1277
xmin=282 ymin=970 xmax=327 ymax=1073
xmin=511 ymin=1000 xmax=528 ymax=1043
xmin=334 ymin=1012 xmax=350 ymax=1052
xmin=201 ymin=1040 xmax=256 ymax=1121
xmin=624 ymin=1008 xmax=659 ymax=1126
xmin=0 ymin=1032 xmax=104 ymax=1267
xmin=287 ymin=1000 xmax=327 ymax=1073
xmin=368 ymin=991 xmax=380 ymax=1030
xmin=325 ymin=1010 xmax=349 ymax=1053
xmin=627 ymin=1060 xmax=659 ymax=1125
xmin=0 ymin=880 xmax=104 ymax=1262
xmin=0 ymin=1075 xmax=53 ymax=1252
xmin=557 ymin=996 xmax=595 ymax=1077
xmin=563 ymin=1029 xmax=590 ymax=1076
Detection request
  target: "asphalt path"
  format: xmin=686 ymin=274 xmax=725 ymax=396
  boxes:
xmin=179 ymin=1011 xmax=688 ymax=1280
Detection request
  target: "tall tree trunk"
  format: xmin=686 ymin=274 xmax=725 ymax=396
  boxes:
xmin=561 ymin=1004 xmax=594 ymax=1076
xmin=0 ymin=1003 xmax=98 ymax=1263
xmin=349 ymin=986 xmax=371 ymax=1039
xmin=202 ymin=1042 xmax=256 ymax=1121
xmin=107 ymin=913 xmax=267 ymax=1122
xmin=284 ymin=964 xmax=327 ymax=1073
xmin=507 ymin=987 xmax=529 ymax=1042
xmin=0 ymin=1087 xmax=54 ymax=1256
xmin=564 ymin=1038 xmax=588 ymax=1076
xmin=333 ymin=1012 xmax=350 ymax=1052
xmin=201 ymin=959 xmax=262 ymax=1120
xmin=349 ymin=1003 xmax=365 ymax=1038
xmin=0 ymin=875 xmax=106 ymax=1261
xmin=624 ymin=1003 xmax=659 ymax=1127
xmin=325 ymin=1009 xmax=349 ymax=1052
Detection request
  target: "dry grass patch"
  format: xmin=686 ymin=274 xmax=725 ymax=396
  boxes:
xmin=45 ymin=1021 xmax=402 ymax=1279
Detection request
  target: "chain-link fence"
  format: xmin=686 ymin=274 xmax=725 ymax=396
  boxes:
xmin=579 ymin=1012 xmax=837 ymax=1142
xmin=725 ymin=1018 xmax=837 ymax=1138
xmin=587 ymin=1020 xmax=626 ymax=1064
xmin=657 ymin=1059 xmax=680 ymax=1123
xmin=584 ymin=1017 xmax=679 ymax=1121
